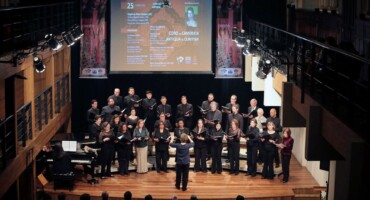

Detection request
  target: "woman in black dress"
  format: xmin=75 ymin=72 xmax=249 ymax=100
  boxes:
xmin=261 ymin=121 xmax=279 ymax=179
xmin=153 ymin=121 xmax=170 ymax=173
xmin=99 ymin=122 xmax=116 ymax=179
xmin=192 ymin=119 xmax=208 ymax=173
xmin=117 ymin=123 xmax=132 ymax=176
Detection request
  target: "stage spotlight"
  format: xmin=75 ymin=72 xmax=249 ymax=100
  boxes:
xmin=71 ymin=25 xmax=84 ymax=41
xmin=232 ymin=27 xmax=239 ymax=41
xmin=236 ymin=29 xmax=247 ymax=48
xmin=33 ymin=54 xmax=45 ymax=73
xmin=45 ymin=34 xmax=62 ymax=51
xmin=256 ymin=59 xmax=272 ymax=79
xmin=62 ymin=31 xmax=75 ymax=47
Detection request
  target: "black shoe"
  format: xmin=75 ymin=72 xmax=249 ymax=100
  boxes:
xmin=175 ymin=185 xmax=180 ymax=190
xmin=163 ymin=170 xmax=169 ymax=173
xmin=261 ymin=176 xmax=266 ymax=179
xmin=182 ymin=188 xmax=187 ymax=191
xmin=251 ymin=174 xmax=256 ymax=177
xmin=229 ymin=171 xmax=234 ymax=175
xmin=282 ymin=179 xmax=288 ymax=183
xmin=211 ymin=171 xmax=216 ymax=174
xmin=217 ymin=171 xmax=222 ymax=174
xmin=235 ymin=172 xmax=239 ymax=175
xmin=245 ymin=173 xmax=250 ymax=176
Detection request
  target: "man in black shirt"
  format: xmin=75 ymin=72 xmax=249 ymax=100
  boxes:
xmin=176 ymin=96 xmax=193 ymax=129
xmin=123 ymin=87 xmax=140 ymax=118
xmin=90 ymin=115 xmax=102 ymax=144
xmin=200 ymin=93 xmax=217 ymax=116
xmin=154 ymin=113 xmax=173 ymax=131
xmin=87 ymin=99 xmax=99 ymax=133
xmin=226 ymin=104 xmax=244 ymax=132
xmin=101 ymin=97 xmax=120 ymax=122
xmin=156 ymin=96 xmax=172 ymax=119
xmin=142 ymin=90 xmax=157 ymax=133
xmin=108 ymin=88 xmax=123 ymax=109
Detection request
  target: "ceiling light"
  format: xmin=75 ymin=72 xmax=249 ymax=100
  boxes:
xmin=236 ymin=29 xmax=247 ymax=48
xmin=71 ymin=25 xmax=84 ymax=41
xmin=62 ymin=31 xmax=75 ymax=47
xmin=232 ymin=27 xmax=239 ymax=42
xmin=33 ymin=54 xmax=45 ymax=73
xmin=45 ymin=34 xmax=62 ymax=51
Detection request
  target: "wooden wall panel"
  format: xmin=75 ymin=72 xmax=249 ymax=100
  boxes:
xmin=0 ymin=79 xmax=5 ymax=120
xmin=54 ymin=50 xmax=65 ymax=81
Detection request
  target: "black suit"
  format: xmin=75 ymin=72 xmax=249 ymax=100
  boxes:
xmin=109 ymin=95 xmax=123 ymax=109
xmin=86 ymin=108 xmax=99 ymax=132
xmin=154 ymin=129 xmax=170 ymax=172
xmin=176 ymin=103 xmax=193 ymax=129
xmin=101 ymin=105 xmax=120 ymax=122
xmin=157 ymin=104 xmax=172 ymax=119
xmin=123 ymin=94 xmax=140 ymax=116
xmin=142 ymin=98 xmax=157 ymax=133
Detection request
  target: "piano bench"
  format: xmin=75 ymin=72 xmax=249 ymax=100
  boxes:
xmin=53 ymin=172 xmax=75 ymax=191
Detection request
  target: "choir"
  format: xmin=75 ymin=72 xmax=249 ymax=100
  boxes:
xmin=86 ymin=87 xmax=293 ymax=183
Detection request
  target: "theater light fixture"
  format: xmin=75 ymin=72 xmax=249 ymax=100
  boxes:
xmin=243 ymin=38 xmax=260 ymax=55
xmin=71 ymin=25 xmax=84 ymax=41
xmin=33 ymin=54 xmax=45 ymax=73
xmin=232 ymin=27 xmax=239 ymax=42
xmin=45 ymin=34 xmax=62 ymax=51
xmin=62 ymin=31 xmax=75 ymax=47
xmin=256 ymin=59 xmax=272 ymax=79
xmin=236 ymin=29 xmax=247 ymax=48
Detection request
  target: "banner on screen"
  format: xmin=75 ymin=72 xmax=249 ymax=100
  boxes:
xmin=110 ymin=0 xmax=213 ymax=73
xmin=80 ymin=0 xmax=108 ymax=78
xmin=215 ymin=0 xmax=244 ymax=78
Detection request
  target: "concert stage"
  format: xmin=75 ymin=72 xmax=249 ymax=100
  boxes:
xmin=43 ymin=155 xmax=320 ymax=200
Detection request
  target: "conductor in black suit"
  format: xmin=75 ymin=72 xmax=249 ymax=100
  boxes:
xmin=176 ymin=96 xmax=193 ymax=129
xmin=101 ymin=97 xmax=120 ymax=122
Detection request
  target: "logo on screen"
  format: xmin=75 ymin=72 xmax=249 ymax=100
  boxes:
xmin=177 ymin=56 xmax=184 ymax=63
xmin=127 ymin=2 xmax=134 ymax=9
xmin=185 ymin=57 xmax=191 ymax=64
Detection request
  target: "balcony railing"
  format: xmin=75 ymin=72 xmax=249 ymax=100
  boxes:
xmin=0 ymin=115 xmax=15 ymax=171
xmin=16 ymin=102 xmax=32 ymax=147
xmin=55 ymin=74 xmax=70 ymax=113
xmin=247 ymin=19 xmax=369 ymax=139
xmin=35 ymin=87 xmax=53 ymax=131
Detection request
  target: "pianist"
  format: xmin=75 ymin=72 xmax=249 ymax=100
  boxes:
xmin=52 ymin=143 xmax=72 ymax=175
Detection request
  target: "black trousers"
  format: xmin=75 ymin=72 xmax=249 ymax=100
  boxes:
xmin=274 ymin=148 xmax=280 ymax=165
xmin=262 ymin=150 xmax=274 ymax=178
xmin=194 ymin=147 xmax=207 ymax=172
xmin=282 ymin=154 xmax=291 ymax=181
xmin=156 ymin=150 xmax=169 ymax=171
xmin=117 ymin=147 xmax=131 ymax=174
xmin=101 ymin=148 xmax=114 ymax=176
xmin=257 ymin=143 xmax=264 ymax=163
xmin=176 ymin=163 xmax=190 ymax=190
xmin=229 ymin=142 xmax=240 ymax=173
xmin=247 ymin=145 xmax=258 ymax=175
xmin=211 ymin=143 xmax=223 ymax=173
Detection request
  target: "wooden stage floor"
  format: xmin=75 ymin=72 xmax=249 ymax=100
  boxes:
xmin=44 ymin=155 xmax=319 ymax=200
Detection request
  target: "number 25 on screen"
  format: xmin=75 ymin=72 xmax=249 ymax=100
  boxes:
xmin=127 ymin=2 xmax=134 ymax=9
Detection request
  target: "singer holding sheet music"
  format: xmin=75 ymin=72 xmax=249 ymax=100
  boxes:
xmin=245 ymin=118 xmax=259 ymax=177
xmin=134 ymin=119 xmax=150 ymax=173
xmin=205 ymin=101 xmax=222 ymax=160
xmin=200 ymin=93 xmax=216 ymax=116
xmin=154 ymin=113 xmax=172 ymax=132
xmin=210 ymin=123 xmax=224 ymax=174
xmin=153 ymin=121 xmax=170 ymax=173
xmin=174 ymin=119 xmax=190 ymax=143
xmin=280 ymin=128 xmax=294 ymax=183
xmin=101 ymin=97 xmax=121 ymax=122
xmin=142 ymin=90 xmax=157 ymax=133
xmin=227 ymin=119 xmax=242 ymax=175
xmin=99 ymin=122 xmax=116 ymax=179
xmin=123 ymin=87 xmax=141 ymax=118
xmin=90 ymin=115 xmax=102 ymax=144
xmin=176 ymin=96 xmax=194 ymax=129
xmin=117 ymin=123 xmax=132 ymax=176
xmin=170 ymin=134 xmax=194 ymax=192
xmin=261 ymin=121 xmax=279 ymax=179
xmin=192 ymin=119 xmax=208 ymax=173
xmin=156 ymin=96 xmax=172 ymax=119
xmin=87 ymin=99 xmax=99 ymax=133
